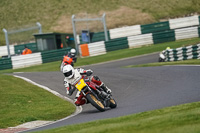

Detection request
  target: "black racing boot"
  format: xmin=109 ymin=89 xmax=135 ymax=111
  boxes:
xmin=100 ymin=83 xmax=112 ymax=94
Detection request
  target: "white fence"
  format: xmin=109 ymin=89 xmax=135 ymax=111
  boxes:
xmin=169 ymin=15 xmax=199 ymax=29
xmin=109 ymin=25 xmax=141 ymax=39
xmin=88 ymin=41 xmax=106 ymax=56
xmin=0 ymin=45 xmax=15 ymax=57
xmin=11 ymin=53 xmax=42 ymax=69
xmin=175 ymin=26 xmax=199 ymax=40
xmin=128 ymin=33 xmax=153 ymax=48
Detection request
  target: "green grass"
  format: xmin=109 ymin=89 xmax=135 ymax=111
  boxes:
xmin=126 ymin=59 xmax=200 ymax=68
xmin=34 ymin=102 xmax=200 ymax=133
xmin=0 ymin=74 xmax=76 ymax=128
xmin=1 ymin=0 xmax=200 ymax=45
xmin=1 ymin=37 xmax=200 ymax=74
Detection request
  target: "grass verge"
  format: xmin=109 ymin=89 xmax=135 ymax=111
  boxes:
xmin=0 ymin=74 xmax=76 ymax=128
xmin=34 ymin=102 xmax=200 ymax=133
xmin=125 ymin=59 xmax=200 ymax=68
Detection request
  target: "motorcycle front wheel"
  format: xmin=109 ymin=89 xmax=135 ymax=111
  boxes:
xmin=86 ymin=93 xmax=105 ymax=112
xmin=109 ymin=98 xmax=117 ymax=108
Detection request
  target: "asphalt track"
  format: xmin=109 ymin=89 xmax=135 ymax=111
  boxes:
xmin=15 ymin=52 xmax=200 ymax=132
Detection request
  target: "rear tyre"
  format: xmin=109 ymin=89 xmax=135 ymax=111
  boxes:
xmin=86 ymin=93 xmax=105 ymax=112
xmin=109 ymin=98 xmax=117 ymax=108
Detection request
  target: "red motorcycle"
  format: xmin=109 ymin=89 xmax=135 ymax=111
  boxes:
xmin=75 ymin=77 xmax=117 ymax=112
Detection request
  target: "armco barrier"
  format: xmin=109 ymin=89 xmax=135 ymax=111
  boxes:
xmin=91 ymin=31 xmax=110 ymax=42
xmin=0 ymin=43 xmax=37 ymax=57
xmin=79 ymin=15 xmax=200 ymax=44
xmin=79 ymin=37 xmax=129 ymax=57
xmin=0 ymin=45 xmax=15 ymax=57
xmin=79 ymin=44 xmax=89 ymax=57
xmin=88 ymin=41 xmax=106 ymax=57
xmin=0 ymin=48 xmax=72 ymax=70
xmin=141 ymin=21 xmax=170 ymax=34
xmin=109 ymin=25 xmax=141 ymax=39
xmin=14 ymin=43 xmax=37 ymax=54
xmin=169 ymin=15 xmax=199 ymax=29
xmin=164 ymin=44 xmax=200 ymax=61
xmin=0 ymin=58 xmax=12 ymax=70
xmin=153 ymin=30 xmax=175 ymax=44
xmin=79 ymin=31 xmax=110 ymax=44
xmin=11 ymin=53 xmax=42 ymax=69
xmin=105 ymin=37 xmax=128 ymax=52
xmin=128 ymin=33 xmax=153 ymax=48
xmin=175 ymin=26 xmax=199 ymax=40
xmin=79 ymin=25 xmax=200 ymax=57
xmin=41 ymin=48 xmax=71 ymax=63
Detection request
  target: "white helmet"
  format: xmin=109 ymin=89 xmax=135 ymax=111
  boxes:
xmin=70 ymin=48 xmax=76 ymax=56
xmin=62 ymin=65 xmax=75 ymax=79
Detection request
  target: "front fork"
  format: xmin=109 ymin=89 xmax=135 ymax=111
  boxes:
xmin=83 ymin=83 xmax=111 ymax=107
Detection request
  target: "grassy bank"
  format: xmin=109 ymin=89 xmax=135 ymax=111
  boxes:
xmin=1 ymin=0 xmax=200 ymax=45
xmin=35 ymin=102 xmax=200 ymax=133
xmin=1 ymin=37 xmax=200 ymax=74
xmin=0 ymin=74 xmax=76 ymax=128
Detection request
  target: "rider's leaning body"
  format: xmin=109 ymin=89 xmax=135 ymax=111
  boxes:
xmin=60 ymin=48 xmax=77 ymax=71
xmin=62 ymin=65 xmax=111 ymax=106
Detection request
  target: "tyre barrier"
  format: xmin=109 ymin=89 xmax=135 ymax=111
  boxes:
xmin=79 ymin=15 xmax=200 ymax=57
xmin=164 ymin=44 xmax=200 ymax=61
xmin=0 ymin=48 xmax=71 ymax=70
xmin=79 ymin=15 xmax=200 ymax=44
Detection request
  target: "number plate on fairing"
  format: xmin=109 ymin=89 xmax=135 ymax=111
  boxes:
xmin=75 ymin=79 xmax=87 ymax=91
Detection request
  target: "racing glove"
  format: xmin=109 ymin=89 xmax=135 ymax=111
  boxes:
xmin=66 ymin=86 xmax=75 ymax=96
xmin=86 ymin=69 xmax=93 ymax=76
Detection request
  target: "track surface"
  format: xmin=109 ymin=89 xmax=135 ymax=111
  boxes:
xmin=15 ymin=53 xmax=200 ymax=132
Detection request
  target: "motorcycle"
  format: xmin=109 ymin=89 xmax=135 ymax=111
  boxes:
xmin=158 ymin=51 xmax=166 ymax=62
xmin=75 ymin=77 xmax=117 ymax=112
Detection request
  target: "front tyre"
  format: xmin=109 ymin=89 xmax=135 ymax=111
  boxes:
xmin=86 ymin=93 xmax=105 ymax=112
xmin=109 ymin=98 xmax=117 ymax=108
xmin=158 ymin=57 xmax=165 ymax=62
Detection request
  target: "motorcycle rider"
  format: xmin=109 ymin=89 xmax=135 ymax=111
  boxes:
xmin=67 ymin=48 xmax=77 ymax=63
xmin=62 ymin=64 xmax=112 ymax=106
xmin=60 ymin=48 xmax=77 ymax=71
xmin=159 ymin=47 xmax=171 ymax=62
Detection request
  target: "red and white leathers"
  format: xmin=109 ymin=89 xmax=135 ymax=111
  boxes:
xmin=63 ymin=67 xmax=92 ymax=106
xmin=63 ymin=66 xmax=111 ymax=106
xmin=60 ymin=49 xmax=77 ymax=71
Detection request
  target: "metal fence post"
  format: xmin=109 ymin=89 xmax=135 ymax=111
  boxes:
xmin=72 ymin=15 xmax=79 ymax=55
xmin=2 ymin=28 xmax=11 ymax=58
xmin=36 ymin=22 xmax=42 ymax=34
xmin=71 ymin=13 xmax=108 ymax=56
xmin=102 ymin=13 xmax=109 ymax=41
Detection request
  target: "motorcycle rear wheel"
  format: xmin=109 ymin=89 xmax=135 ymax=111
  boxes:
xmin=109 ymin=98 xmax=117 ymax=108
xmin=86 ymin=93 xmax=105 ymax=112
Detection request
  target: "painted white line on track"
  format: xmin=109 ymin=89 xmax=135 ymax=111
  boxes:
xmin=13 ymin=75 xmax=82 ymax=133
